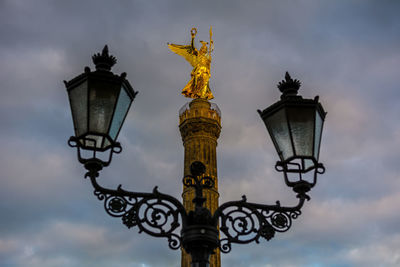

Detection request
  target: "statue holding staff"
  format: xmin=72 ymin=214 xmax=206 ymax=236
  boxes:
xmin=168 ymin=27 xmax=214 ymax=100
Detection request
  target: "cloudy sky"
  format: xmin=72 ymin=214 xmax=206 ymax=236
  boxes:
xmin=1 ymin=0 xmax=400 ymax=266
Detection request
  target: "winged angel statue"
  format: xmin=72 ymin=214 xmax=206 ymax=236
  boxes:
xmin=168 ymin=27 xmax=214 ymax=100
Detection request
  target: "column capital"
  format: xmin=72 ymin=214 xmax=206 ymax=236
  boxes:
xmin=179 ymin=99 xmax=221 ymax=142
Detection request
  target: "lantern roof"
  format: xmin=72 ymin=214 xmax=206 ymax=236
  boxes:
xmin=92 ymin=45 xmax=117 ymax=71
xmin=63 ymin=46 xmax=137 ymax=100
xmin=277 ymin=72 xmax=301 ymax=99
xmin=258 ymin=73 xmax=327 ymax=120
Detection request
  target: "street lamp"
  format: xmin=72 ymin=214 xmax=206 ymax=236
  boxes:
xmin=258 ymin=72 xmax=326 ymax=195
xmin=64 ymin=46 xmax=326 ymax=267
xmin=64 ymin=45 xmax=137 ymax=167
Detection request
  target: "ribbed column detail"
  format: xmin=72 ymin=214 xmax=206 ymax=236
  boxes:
xmin=179 ymin=99 xmax=221 ymax=267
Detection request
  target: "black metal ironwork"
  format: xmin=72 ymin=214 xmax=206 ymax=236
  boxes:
xmin=64 ymin=45 xmax=138 ymax=152
xmin=258 ymin=72 xmax=327 ymax=198
xmin=277 ymin=72 xmax=301 ymax=98
xmin=275 ymin=157 xmax=326 ymax=194
xmin=68 ymin=135 xmax=122 ymax=167
xmin=214 ymin=194 xmax=306 ymax=254
xmin=83 ymin=157 xmax=186 ymax=250
xmin=75 ymin=153 xmax=316 ymax=267
xmin=65 ymin=49 xmax=326 ymax=267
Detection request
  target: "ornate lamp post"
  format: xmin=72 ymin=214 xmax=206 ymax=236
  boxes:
xmin=64 ymin=46 xmax=326 ymax=267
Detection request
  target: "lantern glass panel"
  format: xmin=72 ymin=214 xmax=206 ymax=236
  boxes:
xmin=265 ymin=108 xmax=293 ymax=161
xmin=109 ymin=85 xmax=132 ymax=140
xmin=85 ymin=134 xmax=103 ymax=149
xmin=304 ymin=159 xmax=314 ymax=170
xmin=287 ymin=107 xmax=314 ymax=157
xmin=68 ymin=81 xmax=88 ymax=138
xmin=88 ymin=83 xmax=119 ymax=136
xmin=314 ymin=110 xmax=323 ymax=160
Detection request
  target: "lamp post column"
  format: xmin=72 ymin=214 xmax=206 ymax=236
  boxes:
xmin=179 ymin=99 xmax=221 ymax=267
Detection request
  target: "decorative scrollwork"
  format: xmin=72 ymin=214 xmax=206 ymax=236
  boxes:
xmin=223 ymin=206 xmax=257 ymax=239
xmin=86 ymin=169 xmax=187 ymax=250
xmin=182 ymin=174 xmax=215 ymax=190
xmin=214 ymin=196 xmax=306 ymax=253
xmin=104 ymin=195 xmax=129 ymax=217
xmin=183 ymin=176 xmax=196 ymax=187
xmin=168 ymin=234 xmax=181 ymax=250
xmin=271 ymin=212 xmax=289 ymax=230
xmin=259 ymin=223 xmax=275 ymax=241
xmin=122 ymin=207 xmax=138 ymax=228
xmin=219 ymin=239 xmax=232 ymax=253
xmin=81 ymin=158 xmax=311 ymax=256
xmin=200 ymin=176 xmax=214 ymax=189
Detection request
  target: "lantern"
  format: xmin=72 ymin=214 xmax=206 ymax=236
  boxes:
xmin=258 ymin=72 xmax=326 ymax=192
xmin=64 ymin=46 xmax=137 ymax=152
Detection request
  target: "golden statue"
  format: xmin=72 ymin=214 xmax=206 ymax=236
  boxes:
xmin=168 ymin=27 xmax=214 ymax=100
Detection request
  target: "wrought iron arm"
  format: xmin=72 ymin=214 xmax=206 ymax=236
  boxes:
xmin=84 ymin=161 xmax=187 ymax=250
xmin=213 ymin=193 xmax=308 ymax=253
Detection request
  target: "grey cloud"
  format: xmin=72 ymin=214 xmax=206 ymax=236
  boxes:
xmin=1 ymin=0 xmax=400 ymax=266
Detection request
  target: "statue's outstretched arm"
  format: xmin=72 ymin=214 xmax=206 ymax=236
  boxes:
xmin=191 ymin=28 xmax=197 ymax=54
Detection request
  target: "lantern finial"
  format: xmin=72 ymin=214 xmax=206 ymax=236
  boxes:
xmin=92 ymin=45 xmax=117 ymax=71
xmin=277 ymin=72 xmax=301 ymax=98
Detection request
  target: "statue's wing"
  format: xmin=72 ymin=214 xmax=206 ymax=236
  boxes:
xmin=168 ymin=44 xmax=197 ymax=67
